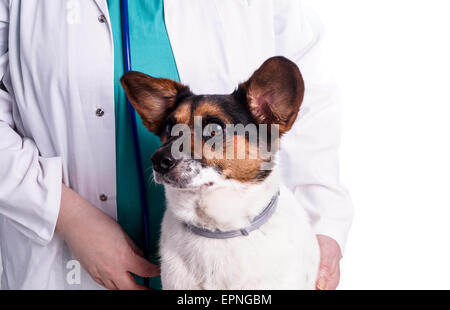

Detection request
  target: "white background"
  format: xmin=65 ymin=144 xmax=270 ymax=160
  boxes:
xmin=1 ymin=0 xmax=450 ymax=290
xmin=308 ymin=0 xmax=450 ymax=289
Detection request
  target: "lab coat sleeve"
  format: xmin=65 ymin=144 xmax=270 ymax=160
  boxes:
xmin=274 ymin=0 xmax=353 ymax=253
xmin=0 ymin=0 xmax=62 ymax=246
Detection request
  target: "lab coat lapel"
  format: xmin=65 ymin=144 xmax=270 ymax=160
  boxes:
xmin=93 ymin=0 xmax=109 ymax=16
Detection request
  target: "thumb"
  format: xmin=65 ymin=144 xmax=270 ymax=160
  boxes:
xmin=316 ymin=267 xmax=329 ymax=290
xmin=128 ymin=253 xmax=161 ymax=278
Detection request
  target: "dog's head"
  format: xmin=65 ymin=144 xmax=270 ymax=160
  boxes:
xmin=121 ymin=56 xmax=304 ymax=190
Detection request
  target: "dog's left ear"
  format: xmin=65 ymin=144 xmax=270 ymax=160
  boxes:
xmin=238 ymin=56 xmax=304 ymax=135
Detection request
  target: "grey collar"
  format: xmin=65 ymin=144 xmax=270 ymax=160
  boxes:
xmin=185 ymin=191 xmax=280 ymax=239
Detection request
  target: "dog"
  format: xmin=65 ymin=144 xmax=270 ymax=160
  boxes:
xmin=121 ymin=56 xmax=320 ymax=289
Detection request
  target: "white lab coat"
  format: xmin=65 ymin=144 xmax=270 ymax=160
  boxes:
xmin=0 ymin=0 xmax=353 ymax=289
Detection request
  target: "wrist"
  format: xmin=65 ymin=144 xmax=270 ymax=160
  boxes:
xmin=56 ymin=184 xmax=95 ymax=240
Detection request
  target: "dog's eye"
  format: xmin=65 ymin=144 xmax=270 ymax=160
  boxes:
xmin=164 ymin=119 xmax=175 ymax=136
xmin=203 ymin=123 xmax=223 ymax=138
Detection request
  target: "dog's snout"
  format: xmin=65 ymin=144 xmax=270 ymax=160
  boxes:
xmin=151 ymin=150 xmax=178 ymax=174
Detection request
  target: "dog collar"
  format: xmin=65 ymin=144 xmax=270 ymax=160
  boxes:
xmin=185 ymin=190 xmax=280 ymax=239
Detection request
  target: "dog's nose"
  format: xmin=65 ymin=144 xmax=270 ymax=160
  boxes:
xmin=151 ymin=151 xmax=177 ymax=174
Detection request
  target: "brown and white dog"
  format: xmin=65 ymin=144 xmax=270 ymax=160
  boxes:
xmin=121 ymin=56 xmax=319 ymax=289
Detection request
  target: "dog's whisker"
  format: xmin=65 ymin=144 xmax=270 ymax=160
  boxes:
xmin=147 ymin=173 xmax=156 ymax=186
xmin=144 ymin=166 xmax=153 ymax=177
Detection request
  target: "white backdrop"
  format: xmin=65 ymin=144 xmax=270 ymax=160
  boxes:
xmin=308 ymin=0 xmax=450 ymax=289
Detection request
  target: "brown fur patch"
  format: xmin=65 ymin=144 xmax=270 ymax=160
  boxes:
xmin=173 ymin=102 xmax=192 ymax=125
xmin=202 ymin=131 xmax=266 ymax=183
xmin=164 ymin=99 xmax=270 ymax=183
xmin=120 ymin=71 xmax=188 ymax=133
xmin=192 ymin=102 xmax=232 ymax=124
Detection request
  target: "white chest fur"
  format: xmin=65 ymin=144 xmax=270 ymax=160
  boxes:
xmin=159 ymin=169 xmax=320 ymax=290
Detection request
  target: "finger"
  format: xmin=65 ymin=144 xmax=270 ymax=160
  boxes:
xmin=316 ymin=264 xmax=340 ymax=290
xmin=103 ymin=279 xmax=119 ymax=290
xmin=316 ymin=277 xmax=328 ymax=290
xmin=93 ymin=277 xmax=106 ymax=288
xmin=115 ymin=272 xmax=150 ymax=290
xmin=135 ymin=247 xmax=144 ymax=257
xmin=124 ymin=234 xmax=145 ymax=257
xmin=326 ymin=268 xmax=340 ymax=290
xmin=317 ymin=272 xmax=339 ymax=290
xmin=316 ymin=265 xmax=330 ymax=290
xmin=128 ymin=253 xmax=161 ymax=278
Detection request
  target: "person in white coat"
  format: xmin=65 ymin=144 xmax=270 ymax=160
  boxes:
xmin=0 ymin=0 xmax=353 ymax=290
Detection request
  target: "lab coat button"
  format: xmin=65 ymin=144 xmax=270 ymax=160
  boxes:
xmin=99 ymin=194 xmax=108 ymax=202
xmin=98 ymin=15 xmax=107 ymax=23
xmin=96 ymin=108 xmax=105 ymax=117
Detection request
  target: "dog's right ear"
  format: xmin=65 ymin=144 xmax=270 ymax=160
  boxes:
xmin=121 ymin=71 xmax=191 ymax=134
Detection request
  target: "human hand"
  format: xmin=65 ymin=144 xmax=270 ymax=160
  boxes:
xmin=56 ymin=185 xmax=160 ymax=290
xmin=315 ymin=234 xmax=342 ymax=290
